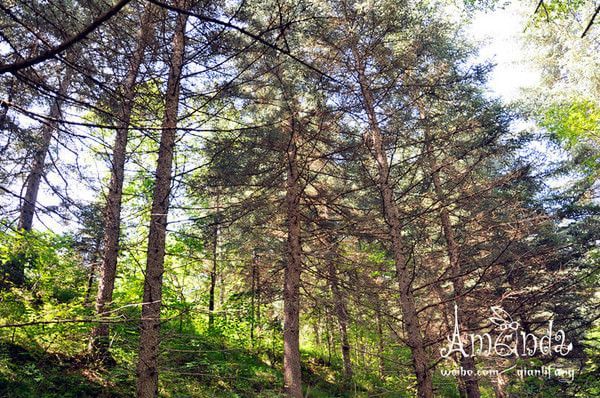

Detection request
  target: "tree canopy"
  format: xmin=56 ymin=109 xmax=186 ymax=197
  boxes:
xmin=0 ymin=1 xmax=598 ymax=397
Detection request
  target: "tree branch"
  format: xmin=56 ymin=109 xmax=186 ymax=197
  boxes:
xmin=581 ymin=4 xmax=600 ymax=38
xmin=147 ymin=0 xmax=336 ymax=82
xmin=0 ymin=0 xmax=132 ymax=75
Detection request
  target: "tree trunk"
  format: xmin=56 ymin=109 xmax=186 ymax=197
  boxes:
xmin=219 ymin=265 xmax=225 ymax=306
xmin=84 ymin=238 xmax=101 ymax=307
xmin=90 ymin=5 xmax=158 ymax=359
xmin=313 ymin=317 xmax=321 ymax=348
xmin=315 ymin=204 xmax=352 ymax=381
xmin=250 ymin=250 xmax=261 ymax=346
xmin=325 ymin=307 xmax=333 ymax=365
xmin=84 ymin=260 xmax=97 ymax=307
xmin=6 ymin=66 xmax=73 ymax=288
xmin=18 ymin=66 xmax=73 ymax=233
xmin=250 ymin=252 xmax=256 ymax=345
xmin=208 ymin=195 xmax=220 ymax=329
xmin=0 ymin=79 xmax=13 ymax=132
xmin=326 ymin=250 xmax=353 ymax=381
xmin=135 ymin=5 xmax=187 ymax=398
xmin=421 ymin=110 xmax=480 ymax=398
xmin=353 ymin=51 xmax=434 ymax=398
xmin=256 ymin=253 xmax=261 ymax=334
xmin=376 ymin=299 xmax=385 ymax=379
xmin=492 ymin=373 xmax=508 ymax=398
xmin=208 ymin=229 xmax=217 ymax=327
xmin=283 ymin=118 xmax=303 ymax=398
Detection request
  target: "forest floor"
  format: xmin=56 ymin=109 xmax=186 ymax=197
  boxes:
xmin=0 ymin=334 xmax=385 ymax=398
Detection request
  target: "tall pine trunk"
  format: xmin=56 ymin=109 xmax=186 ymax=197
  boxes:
xmin=421 ymin=110 xmax=480 ymax=398
xmin=376 ymin=301 xmax=385 ymax=378
xmin=84 ymin=236 xmax=102 ymax=307
xmin=353 ymin=51 xmax=434 ymax=398
xmin=283 ymin=117 xmax=303 ymax=398
xmin=2 ymin=68 xmax=72 ymax=288
xmin=250 ymin=250 xmax=261 ymax=346
xmin=19 ymin=66 xmax=73 ymax=233
xmin=90 ymin=5 xmax=157 ymax=359
xmin=328 ymin=258 xmax=352 ymax=381
xmin=208 ymin=194 xmax=220 ymax=328
xmin=430 ymin=166 xmax=481 ymax=398
xmin=135 ymin=4 xmax=187 ymax=397
xmin=318 ymin=207 xmax=353 ymax=381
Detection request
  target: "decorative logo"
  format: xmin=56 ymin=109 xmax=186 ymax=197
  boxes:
xmin=440 ymin=304 xmax=573 ymax=359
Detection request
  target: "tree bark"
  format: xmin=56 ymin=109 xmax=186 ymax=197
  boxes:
xmin=84 ymin=238 xmax=101 ymax=307
xmin=328 ymin=259 xmax=353 ymax=381
xmin=135 ymin=4 xmax=187 ymax=397
xmin=0 ymin=79 xmax=13 ymax=132
xmin=18 ymin=66 xmax=73 ymax=233
xmin=2 ymin=70 xmax=70 ymax=287
xmin=90 ymin=5 xmax=158 ymax=359
xmin=283 ymin=117 xmax=303 ymax=398
xmin=421 ymin=110 xmax=480 ymax=398
xmin=492 ymin=373 xmax=508 ymax=398
xmin=250 ymin=250 xmax=261 ymax=346
xmin=353 ymin=51 xmax=434 ymax=398
xmin=208 ymin=194 xmax=220 ymax=329
xmin=250 ymin=253 xmax=256 ymax=345
xmin=376 ymin=298 xmax=385 ymax=379
xmin=325 ymin=307 xmax=333 ymax=365
xmin=315 ymin=203 xmax=353 ymax=381
xmin=255 ymin=253 xmax=261 ymax=335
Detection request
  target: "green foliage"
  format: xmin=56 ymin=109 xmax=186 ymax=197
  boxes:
xmin=1 ymin=1 xmax=599 ymax=397
xmin=0 ymin=229 xmax=90 ymax=357
xmin=0 ymin=228 xmax=87 ymax=305
xmin=539 ymin=99 xmax=600 ymax=179
xmin=0 ymin=223 xmax=406 ymax=397
xmin=532 ymin=0 xmax=588 ymax=23
xmin=574 ymin=325 xmax=600 ymax=397
xmin=0 ymin=343 xmax=106 ymax=398
xmin=541 ymin=100 xmax=600 ymax=147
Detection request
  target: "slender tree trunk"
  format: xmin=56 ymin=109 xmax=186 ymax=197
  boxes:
xmin=376 ymin=299 xmax=385 ymax=378
xmin=84 ymin=238 xmax=102 ymax=307
xmin=208 ymin=232 xmax=217 ymax=327
xmin=135 ymin=5 xmax=187 ymax=398
xmin=5 ymin=66 xmax=73 ymax=288
xmin=434 ymin=285 xmax=470 ymax=398
xmin=359 ymin=333 xmax=366 ymax=369
xmin=250 ymin=250 xmax=262 ymax=346
xmin=283 ymin=117 xmax=303 ymax=398
xmin=421 ymin=112 xmax=480 ymax=398
xmin=492 ymin=373 xmax=508 ymax=398
xmin=90 ymin=5 xmax=158 ymax=359
xmin=250 ymin=252 xmax=257 ymax=345
xmin=313 ymin=317 xmax=321 ymax=348
xmin=208 ymin=195 xmax=220 ymax=329
xmin=84 ymin=260 xmax=97 ymax=307
xmin=327 ymin=252 xmax=353 ymax=381
xmin=19 ymin=66 xmax=73 ymax=233
xmin=219 ymin=266 xmax=225 ymax=306
xmin=0 ymin=79 xmax=13 ymax=131
xmin=316 ymin=205 xmax=353 ymax=380
xmin=353 ymin=52 xmax=434 ymax=398
xmin=255 ymin=254 xmax=261 ymax=334
xmin=325 ymin=307 xmax=333 ymax=365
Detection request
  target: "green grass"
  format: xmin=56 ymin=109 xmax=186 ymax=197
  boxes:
xmin=0 ymin=333 xmax=379 ymax=398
